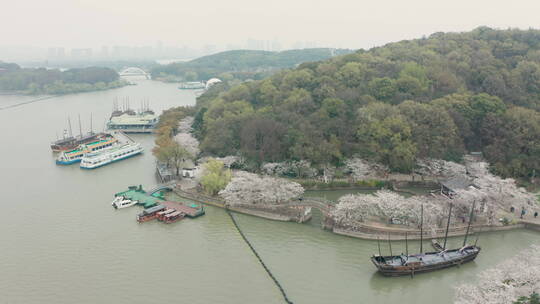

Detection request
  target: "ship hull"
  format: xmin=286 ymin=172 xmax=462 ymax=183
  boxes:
xmin=371 ymin=246 xmax=481 ymax=277
xmin=55 ymin=159 xmax=82 ymax=165
xmin=80 ymin=150 xmax=142 ymax=169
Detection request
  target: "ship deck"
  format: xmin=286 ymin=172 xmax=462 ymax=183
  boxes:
xmin=161 ymin=201 xmax=205 ymax=218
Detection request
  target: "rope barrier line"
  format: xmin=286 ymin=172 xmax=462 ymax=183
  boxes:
xmin=226 ymin=209 xmax=294 ymax=304
xmin=0 ymin=95 xmax=59 ymax=111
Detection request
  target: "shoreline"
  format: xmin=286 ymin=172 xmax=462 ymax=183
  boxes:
xmin=172 ymin=187 xmax=539 ymax=239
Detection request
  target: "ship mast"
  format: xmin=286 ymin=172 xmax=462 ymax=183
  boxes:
xmin=78 ymin=114 xmax=83 ymax=137
xmin=443 ymin=203 xmax=453 ymax=250
xmin=377 ymin=236 xmax=381 ymax=256
xmin=387 ymin=234 xmax=393 ymax=256
xmin=90 ymin=113 xmax=93 ymax=134
xmin=420 ymin=204 xmax=424 ymax=253
xmin=68 ymin=117 xmax=73 ymax=137
xmin=405 ymin=232 xmax=408 ymax=255
xmin=463 ymin=200 xmax=476 ymax=247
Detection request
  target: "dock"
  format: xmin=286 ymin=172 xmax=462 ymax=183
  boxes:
xmin=161 ymin=201 xmax=205 ymax=218
xmin=113 ymin=185 xmax=205 ymax=223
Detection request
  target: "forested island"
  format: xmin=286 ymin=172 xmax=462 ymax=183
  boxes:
xmin=192 ymin=27 xmax=540 ymax=181
xmin=150 ymin=48 xmax=353 ymax=82
xmin=0 ymin=62 xmax=126 ymax=95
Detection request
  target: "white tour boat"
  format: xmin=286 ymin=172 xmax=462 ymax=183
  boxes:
xmin=80 ymin=142 xmax=143 ymax=169
xmin=111 ymin=196 xmax=138 ymax=209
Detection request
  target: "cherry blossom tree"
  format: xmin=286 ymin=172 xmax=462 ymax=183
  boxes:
xmin=416 ymin=158 xmax=467 ymax=177
xmin=344 ymin=158 xmax=389 ymax=180
xmin=454 ymin=245 xmax=540 ymax=304
xmin=261 ymin=160 xmax=318 ymax=178
xmin=219 ymin=171 xmax=304 ymax=205
xmin=332 ymin=159 xmax=539 ymax=229
xmin=174 ymin=117 xmax=200 ymax=157
xmin=332 ymin=190 xmax=447 ymax=227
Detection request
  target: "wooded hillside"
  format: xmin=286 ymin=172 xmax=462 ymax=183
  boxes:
xmin=193 ymin=27 xmax=540 ymax=178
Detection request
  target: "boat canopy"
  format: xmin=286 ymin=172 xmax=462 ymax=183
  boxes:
xmin=142 ymin=205 xmax=166 ymax=214
xmin=166 ymin=211 xmax=182 ymax=217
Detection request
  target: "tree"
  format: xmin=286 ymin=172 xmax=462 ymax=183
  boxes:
xmin=240 ymin=117 xmax=286 ymax=167
xmin=455 ymin=245 xmax=540 ymax=304
xmin=219 ymin=171 xmax=304 ymax=205
xmin=153 ymin=138 xmax=193 ymax=176
xmin=200 ymin=159 xmax=232 ymax=195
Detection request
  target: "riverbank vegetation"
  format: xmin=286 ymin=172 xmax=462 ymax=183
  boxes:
xmin=454 ymin=245 xmax=540 ymax=304
xmin=0 ymin=62 xmax=126 ymax=94
xmin=219 ymin=171 xmax=304 ymax=205
xmin=152 ymin=107 xmax=197 ymax=177
xmin=331 ymin=159 xmax=539 ymax=230
xmin=200 ymin=159 xmax=232 ymax=195
xmin=151 ymin=48 xmax=353 ymax=82
xmin=191 ymin=27 xmax=540 ymax=181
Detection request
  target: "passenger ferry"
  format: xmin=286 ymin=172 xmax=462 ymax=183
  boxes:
xmin=107 ymin=110 xmax=158 ymax=133
xmin=178 ymin=81 xmax=205 ymax=89
xmin=80 ymin=142 xmax=143 ymax=169
xmin=56 ymin=136 xmax=117 ymax=165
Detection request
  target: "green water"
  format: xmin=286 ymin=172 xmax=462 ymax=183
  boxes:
xmin=1 ymin=78 xmax=539 ymax=304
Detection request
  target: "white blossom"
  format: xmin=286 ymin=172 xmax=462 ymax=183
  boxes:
xmin=261 ymin=160 xmax=318 ymax=178
xmin=332 ymin=159 xmax=539 ymax=228
xmin=219 ymin=171 xmax=304 ymax=205
xmin=344 ymin=158 xmax=389 ymax=180
xmin=174 ymin=117 xmax=200 ymax=157
xmin=454 ymin=245 xmax=540 ymax=304
xmin=416 ymin=158 xmax=467 ymax=177
xmin=332 ymin=190 xmax=446 ymax=227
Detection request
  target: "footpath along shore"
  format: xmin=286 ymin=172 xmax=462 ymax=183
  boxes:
xmin=172 ymin=186 xmax=539 ymax=240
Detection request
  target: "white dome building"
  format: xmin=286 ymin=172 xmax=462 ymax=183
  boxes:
xmin=205 ymin=78 xmax=222 ymax=89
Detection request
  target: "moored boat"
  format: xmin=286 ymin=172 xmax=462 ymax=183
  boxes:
xmin=107 ymin=110 xmax=158 ymax=134
xmin=371 ymin=246 xmax=481 ymax=276
xmin=50 ymin=133 xmax=100 ymax=152
xmin=178 ymin=81 xmax=205 ymax=90
xmin=112 ymin=196 xmax=138 ymax=209
xmin=136 ymin=205 xmax=166 ymax=222
xmin=51 ymin=115 xmax=101 ymax=152
xmin=80 ymin=142 xmax=143 ymax=169
xmin=163 ymin=211 xmax=184 ymax=224
xmin=157 ymin=209 xmax=176 ymax=221
xmin=56 ymin=136 xmax=117 ymax=165
xmin=371 ymin=202 xmax=481 ymax=277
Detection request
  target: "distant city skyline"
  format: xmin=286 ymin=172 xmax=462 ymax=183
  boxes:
xmin=3 ymin=0 xmax=540 ymax=62
xmin=1 ymin=39 xmax=326 ymax=63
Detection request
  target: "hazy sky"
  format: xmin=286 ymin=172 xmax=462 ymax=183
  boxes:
xmin=2 ymin=0 xmax=540 ymax=49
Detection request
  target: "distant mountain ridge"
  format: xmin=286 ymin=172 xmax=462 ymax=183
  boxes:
xmin=151 ymin=48 xmax=354 ymax=81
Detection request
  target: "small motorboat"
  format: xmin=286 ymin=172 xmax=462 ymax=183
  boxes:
xmin=112 ymin=196 xmax=137 ymax=209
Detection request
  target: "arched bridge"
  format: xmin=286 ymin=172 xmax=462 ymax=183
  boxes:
xmin=119 ymin=67 xmax=151 ymax=79
xmin=146 ymin=181 xmax=176 ymax=196
xmin=288 ymin=197 xmax=335 ymax=214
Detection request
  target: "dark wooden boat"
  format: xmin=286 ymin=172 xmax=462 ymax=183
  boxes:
xmin=371 ymin=245 xmax=481 ymax=276
xmin=371 ymin=201 xmax=481 ymax=277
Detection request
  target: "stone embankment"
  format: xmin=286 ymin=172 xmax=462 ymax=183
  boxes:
xmin=328 ymin=222 xmax=525 ymax=241
xmin=173 ymin=188 xmax=311 ymax=223
xmin=172 ymin=187 xmax=537 ymax=240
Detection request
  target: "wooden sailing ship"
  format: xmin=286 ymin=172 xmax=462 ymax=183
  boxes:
xmin=371 ymin=202 xmax=481 ymax=277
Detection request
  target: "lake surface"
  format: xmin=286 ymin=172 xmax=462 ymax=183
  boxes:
xmin=1 ymin=78 xmax=539 ymax=304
